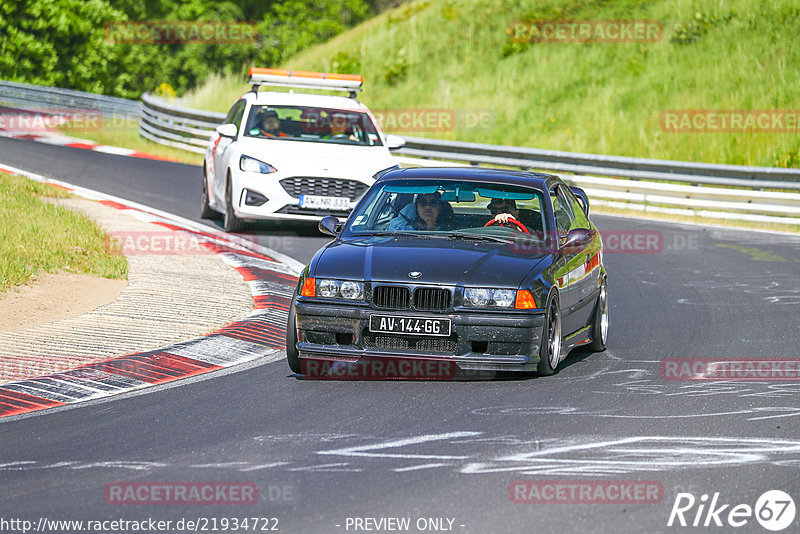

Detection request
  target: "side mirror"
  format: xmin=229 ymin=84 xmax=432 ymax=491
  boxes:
xmin=560 ymin=228 xmax=593 ymax=251
xmin=385 ymin=134 xmax=406 ymax=150
xmin=319 ymin=216 xmax=342 ymax=237
xmin=570 ymin=186 xmax=590 ymax=215
xmin=216 ymin=123 xmax=238 ymax=138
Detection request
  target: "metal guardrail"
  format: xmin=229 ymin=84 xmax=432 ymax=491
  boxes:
xmin=137 ymin=93 xmax=800 ymax=226
xmin=0 ymin=80 xmax=140 ymax=119
xmin=395 ymin=137 xmax=800 ymax=191
xmin=2 ymin=81 xmax=795 ymax=226
xmin=138 ymin=94 xmax=800 ymax=191
xmin=138 ymin=92 xmax=224 ymax=154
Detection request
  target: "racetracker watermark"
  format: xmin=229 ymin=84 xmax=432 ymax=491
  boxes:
xmin=104 ymin=231 xmax=299 ymax=257
xmin=105 ymin=231 xmax=213 ymax=255
xmin=661 ymin=110 xmax=800 ymax=133
xmin=509 ymin=480 xmax=663 ymax=504
xmin=300 ymin=357 xmax=457 ymax=380
xmin=104 ymin=482 xmax=258 ymax=505
xmin=372 ymin=108 xmax=493 ymax=132
xmin=0 ymin=109 xmax=101 ymax=133
xmin=508 ymin=20 xmax=663 ymax=43
xmin=507 ymin=230 xmax=698 ymax=256
xmin=661 ymin=358 xmax=800 ymax=381
xmin=104 ymin=21 xmax=259 ymax=45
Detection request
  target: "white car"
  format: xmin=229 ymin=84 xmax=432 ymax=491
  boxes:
xmin=201 ymin=68 xmax=404 ymax=232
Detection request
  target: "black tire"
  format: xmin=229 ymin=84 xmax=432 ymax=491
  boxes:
xmin=537 ymin=295 xmax=563 ymax=376
xmin=286 ymin=295 xmax=301 ymax=374
xmin=586 ymin=280 xmax=608 ymax=352
xmin=200 ymin=168 xmax=220 ymax=219
xmin=223 ymin=176 xmax=246 ymax=233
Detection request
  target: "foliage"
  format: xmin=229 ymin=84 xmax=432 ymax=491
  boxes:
xmin=670 ymin=12 xmax=731 ymax=45
xmin=0 ymin=0 xmax=372 ymax=98
xmin=330 ymin=50 xmax=363 ymax=74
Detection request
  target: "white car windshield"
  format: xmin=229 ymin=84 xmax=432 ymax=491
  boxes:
xmin=244 ymin=105 xmax=383 ymax=146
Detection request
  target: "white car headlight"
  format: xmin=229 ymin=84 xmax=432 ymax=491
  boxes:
xmin=240 ymin=155 xmax=277 ymax=174
xmin=463 ymin=288 xmax=516 ymax=308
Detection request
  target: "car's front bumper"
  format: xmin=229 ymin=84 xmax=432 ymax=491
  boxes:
xmin=231 ymin=170 xmax=369 ymax=222
xmin=295 ymin=300 xmax=545 ymax=373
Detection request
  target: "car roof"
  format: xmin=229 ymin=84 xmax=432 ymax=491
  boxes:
xmin=243 ymin=90 xmax=368 ymax=111
xmin=376 ymin=167 xmax=561 ymax=190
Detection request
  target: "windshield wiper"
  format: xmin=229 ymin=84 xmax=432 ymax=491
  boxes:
xmin=360 ymin=231 xmax=447 ymax=239
xmin=445 ymin=232 xmax=516 ymax=244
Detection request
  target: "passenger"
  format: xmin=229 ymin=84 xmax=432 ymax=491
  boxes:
xmin=249 ymin=109 xmax=289 ymax=138
xmin=388 ymin=192 xmax=455 ymax=231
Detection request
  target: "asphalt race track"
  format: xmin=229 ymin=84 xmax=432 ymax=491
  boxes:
xmin=2 ymin=137 xmax=800 ymax=533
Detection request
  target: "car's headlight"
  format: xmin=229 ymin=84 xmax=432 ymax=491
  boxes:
xmin=316 ymin=279 xmax=364 ymax=300
xmin=463 ymin=288 xmax=517 ymax=308
xmin=240 ymin=155 xmax=277 ymax=174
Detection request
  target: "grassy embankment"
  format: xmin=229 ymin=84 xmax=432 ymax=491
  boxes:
xmin=0 ymin=173 xmax=128 ymax=292
xmin=63 ymin=0 xmax=800 ymax=231
xmin=185 ymin=0 xmax=800 ymax=169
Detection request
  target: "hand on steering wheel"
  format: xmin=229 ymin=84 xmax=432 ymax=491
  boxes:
xmin=484 ymin=217 xmax=530 ymax=234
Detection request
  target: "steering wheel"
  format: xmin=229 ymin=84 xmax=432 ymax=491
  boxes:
xmin=484 ymin=218 xmax=530 ymax=234
xmin=330 ymin=134 xmax=351 ymax=140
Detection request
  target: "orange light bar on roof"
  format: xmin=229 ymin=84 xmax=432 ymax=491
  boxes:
xmin=248 ymin=67 xmax=363 ymax=90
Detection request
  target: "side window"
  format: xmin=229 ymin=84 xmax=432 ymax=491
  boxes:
xmin=563 ymin=187 xmax=590 ymax=229
xmin=224 ymin=100 xmax=246 ymax=130
xmin=224 ymin=100 xmax=242 ymax=124
xmin=231 ymin=102 xmax=246 ymax=129
xmin=550 ymin=185 xmax=575 ymax=235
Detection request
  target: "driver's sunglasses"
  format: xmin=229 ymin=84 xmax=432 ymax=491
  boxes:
xmin=489 ymin=203 xmax=514 ymax=214
xmin=417 ymin=198 xmax=440 ymax=207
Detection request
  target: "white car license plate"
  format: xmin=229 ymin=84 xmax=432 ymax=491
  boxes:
xmin=299 ymin=194 xmax=351 ymax=210
xmin=369 ymin=315 xmax=452 ymax=337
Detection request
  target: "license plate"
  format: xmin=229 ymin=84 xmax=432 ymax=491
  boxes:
xmin=369 ymin=315 xmax=452 ymax=337
xmin=299 ymin=194 xmax=351 ymax=210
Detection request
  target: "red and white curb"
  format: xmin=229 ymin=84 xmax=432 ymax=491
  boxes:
xmin=0 ymin=162 xmax=301 ymax=419
xmin=0 ymin=131 xmax=181 ymax=162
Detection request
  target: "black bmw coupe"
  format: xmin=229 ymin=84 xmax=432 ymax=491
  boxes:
xmin=286 ymin=167 xmax=608 ymax=378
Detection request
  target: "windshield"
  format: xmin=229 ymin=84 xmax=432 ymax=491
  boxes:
xmin=243 ymin=104 xmax=383 ymax=146
xmin=343 ymin=178 xmax=551 ymax=245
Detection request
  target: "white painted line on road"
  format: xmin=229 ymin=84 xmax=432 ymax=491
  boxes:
xmin=393 ymin=463 xmax=451 ymax=472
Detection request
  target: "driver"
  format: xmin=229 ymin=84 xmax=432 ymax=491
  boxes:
xmin=486 ymin=197 xmax=536 ymax=233
xmin=249 ymin=109 xmax=289 ymax=138
xmin=487 ymin=198 xmax=520 ymax=225
xmin=323 ymin=114 xmax=358 ymax=141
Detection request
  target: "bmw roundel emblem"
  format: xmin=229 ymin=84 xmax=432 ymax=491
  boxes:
xmin=409 ymin=271 xmax=422 ymax=278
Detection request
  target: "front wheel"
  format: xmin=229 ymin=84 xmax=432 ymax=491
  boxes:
xmin=537 ymin=295 xmax=562 ymax=376
xmin=286 ymin=295 xmax=301 ymax=374
xmin=223 ymin=177 xmax=246 ymax=233
xmin=200 ymin=169 xmax=220 ymax=219
xmin=586 ymin=280 xmax=608 ymax=352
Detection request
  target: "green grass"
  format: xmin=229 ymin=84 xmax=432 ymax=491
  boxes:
xmin=59 ymin=118 xmax=203 ymax=166
xmin=182 ymin=0 xmax=800 ymax=168
xmin=0 ymin=173 xmax=128 ymax=292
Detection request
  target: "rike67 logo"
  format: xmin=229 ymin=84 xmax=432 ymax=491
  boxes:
xmin=668 ymin=490 xmax=795 ymax=531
